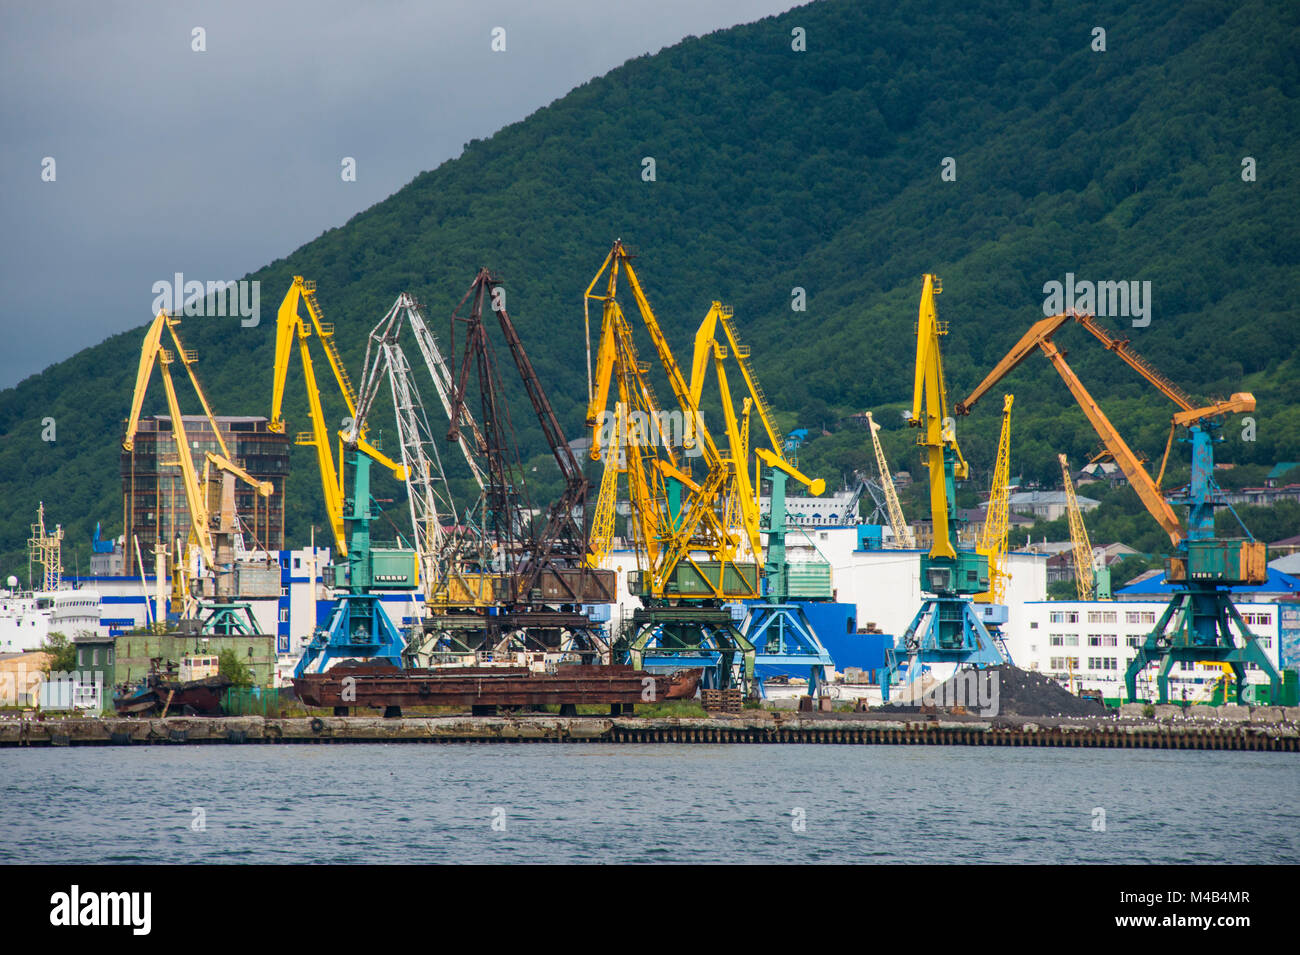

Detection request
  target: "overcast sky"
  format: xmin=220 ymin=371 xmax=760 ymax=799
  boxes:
xmin=0 ymin=0 xmax=797 ymax=390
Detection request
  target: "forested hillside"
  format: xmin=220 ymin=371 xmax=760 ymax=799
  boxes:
xmin=2 ymin=0 xmax=1297 ymax=577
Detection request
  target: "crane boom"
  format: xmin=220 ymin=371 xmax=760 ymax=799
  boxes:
xmin=270 ymin=277 xmax=407 ymax=558
xmin=865 ymin=411 xmax=914 ymax=548
xmin=350 ymin=294 xmax=460 ymax=605
xmin=908 ymin=274 xmax=970 ymax=560
xmin=1060 ymin=453 xmax=1096 ymax=600
xmin=976 ymin=395 xmax=1014 ymax=604
xmin=584 ymin=241 xmax=759 ymax=600
xmin=403 ymin=299 xmax=487 ymax=491
xmin=956 ymin=312 xmax=1185 ymax=547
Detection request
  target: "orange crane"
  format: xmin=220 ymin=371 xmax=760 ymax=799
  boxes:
xmin=957 ymin=310 xmax=1278 ymax=704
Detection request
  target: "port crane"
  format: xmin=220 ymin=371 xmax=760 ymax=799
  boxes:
xmin=882 ymin=275 xmax=1003 ymax=699
xmin=404 ymin=267 xmax=614 ymax=666
xmin=977 ymin=396 xmax=1014 ymax=605
xmin=1059 ymin=453 xmax=1110 ymax=600
xmin=123 ymin=310 xmax=273 ymax=630
xmin=971 ymin=395 xmax=1015 ymax=663
xmin=689 ymin=297 xmax=835 ymax=695
xmin=269 ymin=278 xmax=421 ymax=677
xmin=348 ymin=293 xmax=461 ymax=608
xmin=270 ymin=276 xmax=407 ymax=559
xmin=957 ymin=310 xmax=1280 ymax=704
xmin=865 ymin=411 xmax=915 ymax=548
xmin=585 ymin=240 xmax=756 ymax=691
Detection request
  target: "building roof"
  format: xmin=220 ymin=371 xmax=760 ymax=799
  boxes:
xmin=1117 ymin=566 xmax=1300 ymax=597
xmin=1267 ymin=462 xmax=1300 ymax=480
xmin=1008 ymin=490 xmax=1099 ymax=507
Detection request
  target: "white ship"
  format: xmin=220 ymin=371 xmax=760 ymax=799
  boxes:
xmin=0 ymin=579 xmax=103 ymax=653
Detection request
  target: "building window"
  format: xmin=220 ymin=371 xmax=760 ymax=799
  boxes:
xmin=1126 ymin=636 xmax=1142 ymax=648
xmin=279 ymin=608 xmax=289 ymax=623
xmin=1049 ymin=611 xmax=1079 ymax=624
xmin=1087 ymin=610 xmax=1117 ymax=624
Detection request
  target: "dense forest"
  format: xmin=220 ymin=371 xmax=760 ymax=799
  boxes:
xmin=1 ymin=0 xmax=1297 ymax=580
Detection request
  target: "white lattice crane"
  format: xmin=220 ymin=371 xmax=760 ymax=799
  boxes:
xmin=349 ymin=294 xmax=461 ymax=606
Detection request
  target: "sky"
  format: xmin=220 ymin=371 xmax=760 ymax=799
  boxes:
xmin=0 ymin=0 xmax=798 ymax=390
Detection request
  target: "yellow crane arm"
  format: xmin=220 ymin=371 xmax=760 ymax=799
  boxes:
xmin=157 ymin=354 xmax=214 ymax=569
xmin=1060 ymin=453 xmax=1096 ymax=600
xmin=711 ymin=344 xmax=763 ymax=560
xmin=205 ymin=453 xmax=273 ymax=497
xmin=909 ymin=274 xmax=968 ymax=559
xmin=976 ymin=395 xmax=1014 ymax=604
xmin=123 ymin=312 xmax=168 ymax=451
xmin=351 ymin=434 xmax=408 ymax=483
xmin=754 ymin=447 xmax=825 ymax=495
xmin=865 ymin=411 xmax=914 ymax=549
xmin=619 ymin=255 xmax=722 ymax=469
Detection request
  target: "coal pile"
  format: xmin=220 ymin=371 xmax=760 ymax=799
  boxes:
xmin=877 ymin=665 xmax=1108 ymax=718
xmin=986 ymin=665 xmax=1108 ymax=717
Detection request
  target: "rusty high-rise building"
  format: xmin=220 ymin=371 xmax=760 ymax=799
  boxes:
xmin=122 ymin=415 xmax=290 ymax=576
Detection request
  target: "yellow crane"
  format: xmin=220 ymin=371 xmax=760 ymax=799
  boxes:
xmin=688 ymin=301 xmax=823 ymax=557
xmin=865 ymin=411 xmax=914 ymax=548
xmin=976 ymin=395 xmax=1014 ymax=604
xmin=269 ymin=276 xmax=406 ymax=558
xmin=584 ymin=240 xmax=758 ymax=691
xmin=1059 ymin=453 xmax=1096 ymax=600
xmin=584 ymin=242 xmax=759 ymax=600
xmin=123 ymin=311 xmax=273 ymax=609
xmin=882 ymin=274 xmax=1001 ymax=700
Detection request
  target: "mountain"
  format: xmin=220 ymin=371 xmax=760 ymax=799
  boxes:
xmin=2 ymin=0 xmax=1297 ymax=577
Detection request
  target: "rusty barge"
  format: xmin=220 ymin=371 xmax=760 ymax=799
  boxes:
xmin=292 ymin=664 xmax=702 ymax=716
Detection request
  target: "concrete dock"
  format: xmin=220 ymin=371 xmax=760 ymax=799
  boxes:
xmin=4 ymin=706 xmax=1300 ymax=751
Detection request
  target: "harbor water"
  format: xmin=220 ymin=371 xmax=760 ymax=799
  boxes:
xmin=3 ymin=745 xmax=1297 ymax=864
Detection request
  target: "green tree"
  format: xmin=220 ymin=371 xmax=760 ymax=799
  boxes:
xmin=218 ymin=649 xmax=254 ymax=688
xmin=38 ymin=631 xmax=77 ymax=674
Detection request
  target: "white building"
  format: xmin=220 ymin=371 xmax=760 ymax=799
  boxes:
xmin=600 ymin=526 xmax=1049 ymax=656
xmin=1013 ymin=599 xmax=1284 ymax=702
